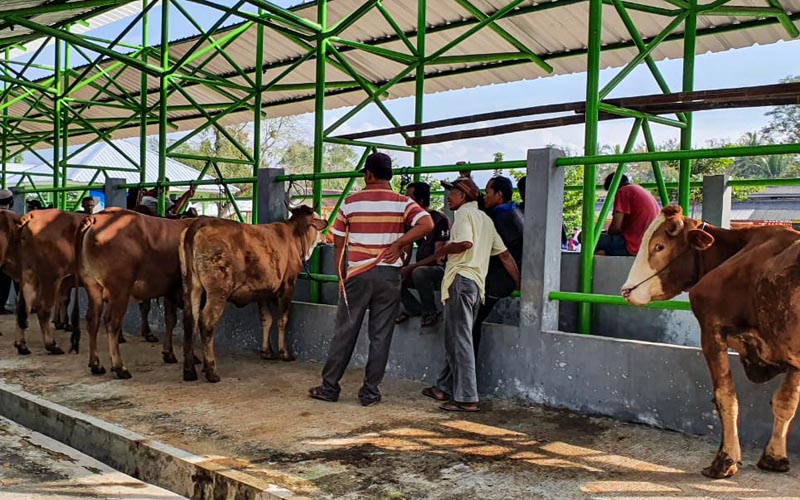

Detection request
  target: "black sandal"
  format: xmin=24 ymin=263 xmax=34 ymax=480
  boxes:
xmin=308 ymin=385 xmax=338 ymax=402
xmin=439 ymin=401 xmax=480 ymax=412
xmin=422 ymin=386 xmax=449 ymax=401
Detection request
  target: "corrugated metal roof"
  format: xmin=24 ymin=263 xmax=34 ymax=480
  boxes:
xmin=0 ymin=1 xmax=139 ymax=48
xmin=6 ymin=0 xmax=800 ymax=147
xmin=7 ymin=140 xmax=239 ymax=193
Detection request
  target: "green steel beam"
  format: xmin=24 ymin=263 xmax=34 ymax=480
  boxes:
xmin=158 ymin=0 xmax=170 ymax=216
xmin=679 ymin=0 xmax=697 ymax=213
xmin=414 ymin=0 xmax=426 ymax=178
xmin=276 ymin=159 xmax=527 ymax=182
xmin=550 ymin=291 xmax=690 ymax=311
xmin=641 ymin=119 xmax=670 ymax=205
xmin=558 ymin=143 xmax=800 ymax=166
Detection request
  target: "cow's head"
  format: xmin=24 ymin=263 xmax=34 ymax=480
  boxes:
xmin=289 ymin=205 xmax=329 ymax=259
xmin=621 ymin=205 xmax=714 ymax=305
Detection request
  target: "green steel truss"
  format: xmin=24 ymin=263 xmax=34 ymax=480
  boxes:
xmin=0 ymin=0 xmax=797 ymax=317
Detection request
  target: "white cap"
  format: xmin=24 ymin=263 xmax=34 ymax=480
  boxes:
xmin=0 ymin=189 xmax=12 ymax=200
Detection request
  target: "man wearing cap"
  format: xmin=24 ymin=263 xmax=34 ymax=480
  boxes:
xmin=309 ymin=152 xmax=434 ymax=407
xmin=422 ymin=177 xmax=520 ymax=412
xmin=0 ymin=189 xmax=15 ymax=314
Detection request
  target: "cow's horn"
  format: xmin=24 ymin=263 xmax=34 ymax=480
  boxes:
xmin=666 ymin=217 xmax=684 ymax=236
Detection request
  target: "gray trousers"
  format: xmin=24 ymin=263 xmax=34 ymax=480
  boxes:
xmin=321 ymin=266 xmax=401 ymax=400
xmin=435 ymin=275 xmax=481 ymax=403
xmin=400 ymin=265 xmax=444 ymax=316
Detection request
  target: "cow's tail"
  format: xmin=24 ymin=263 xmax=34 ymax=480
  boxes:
xmin=15 ymin=215 xmax=32 ymax=332
xmin=179 ymin=223 xmax=201 ymax=379
xmin=70 ymin=216 xmax=95 ymax=354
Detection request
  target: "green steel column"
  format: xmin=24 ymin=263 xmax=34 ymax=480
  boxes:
xmin=61 ymin=25 xmax=70 ymax=209
xmin=157 ymin=0 xmax=170 ymax=216
xmin=252 ymin=8 xmax=264 ymax=224
xmin=679 ymin=0 xmax=697 ymax=214
xmin=310 ymin=0 xmax=328 ymax=302
xmin=578 ymin=0 xmax=603 ymax=335
xmin=413 ymin=0 xmax=426 ymax=180
xmin=1 ymin=48 xmax=7 ymax=190
xmin=53 ymin=37 xmax=62 ymax=209
xmin=140 ymin=0 xmax=149 ymax=189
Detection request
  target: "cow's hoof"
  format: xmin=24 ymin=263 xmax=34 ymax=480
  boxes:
xmin=14 ymin=344 xmax=30 ymax=356
xmin=279 ymin=351 xmax=296 ymax=362
xmin=260 ymin=350 xmax=278 ymax=360
xmin=144 ymin=334 xmax=159 ymax=343
xmin=701 ymin=452 xmax=739 ymax=479
xmin=118 ymin=335 xmax=127 ymax=344
xmin=162 ymin=352 xmax=178 ymax=364
xmin=183 ymin=369 xmax=198 ymax=382
xmin=90 ymin=365 xmax=106 ymax=376
xmin=758 ymin=453 xmax=790 ymax=472
xmin=45 ymin=345 xmax=64 ymax=355
xmin=205 ymin=372 xmax=221 ymax=383
xmin=113 ymin=368 xmax=132 ymax=380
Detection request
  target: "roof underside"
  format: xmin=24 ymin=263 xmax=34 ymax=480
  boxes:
xmin=7 ymin=0 xmax=800 ymax=146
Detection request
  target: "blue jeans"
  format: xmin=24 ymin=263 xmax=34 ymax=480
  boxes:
xmin=596 ymin=233 xmax=631 ymax=256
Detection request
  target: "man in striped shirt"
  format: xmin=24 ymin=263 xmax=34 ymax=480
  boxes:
xmin=308 ymin=153 xmax=434 ymax=407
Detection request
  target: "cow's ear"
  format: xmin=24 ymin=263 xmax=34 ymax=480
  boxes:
xmin=312 ymin=218 xmax=328 ymax=231
xmin=688 ymin=229 xmax=714 ymax=251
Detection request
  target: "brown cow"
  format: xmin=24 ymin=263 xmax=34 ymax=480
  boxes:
xmin=180 ymin=205 xmax=328 ymax=383
xmin=77 ymin=209 xmax=195 ymax=378
xmin=0 ymin=209 xmax=21 ymax=324
xmin=621 ymin=205 xmax=800 ymax=478
xmin=14 ymin=209 xmax=87 ymax=355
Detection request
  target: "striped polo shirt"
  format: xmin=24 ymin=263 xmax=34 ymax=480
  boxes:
xmin=331 ymin=187 xmax=430 ymax=269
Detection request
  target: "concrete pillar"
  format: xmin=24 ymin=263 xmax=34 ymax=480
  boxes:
xmin=519 ymin=148 xmax=565 ymax=331
xmin=702 ymin=174 xmax=731 ymax=228
xmin=9 ymin=188 xmax=24 ymax=215
xmin=104 ymin=178 xmax=127 ymax=209
xmin=257 ymin=168 xmax=287 ymax=224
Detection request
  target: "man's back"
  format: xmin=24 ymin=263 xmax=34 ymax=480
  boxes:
xmin=614 ymin=184 xmax=660 ymax=255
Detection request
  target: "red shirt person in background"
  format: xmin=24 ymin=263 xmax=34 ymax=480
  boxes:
xmin=595 ymin=172 xmax=660 ymax=256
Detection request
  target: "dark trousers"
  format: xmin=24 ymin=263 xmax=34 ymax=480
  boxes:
xmin=400 ymin=265 xmax=444 ymax=316
xmin=321 ymin=266 xmax=401 ymax=401
xmin=436 ymin=275 xmax=481 ymax=403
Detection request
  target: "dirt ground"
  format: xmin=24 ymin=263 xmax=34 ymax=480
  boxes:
xmin=0 ymin=316 xmax=798 ymax=499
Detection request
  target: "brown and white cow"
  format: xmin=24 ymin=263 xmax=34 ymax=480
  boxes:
xmin=622 ymin=205 xmax=800 ymax=478
xmin=77 ymin=209 xmax=195 ymax=378
xmin=180 ymin=205 xmax=328 ymax=383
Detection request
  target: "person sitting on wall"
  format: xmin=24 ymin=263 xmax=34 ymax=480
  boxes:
xmin=140 ymin=180 xmax=196 ymax=218
xmin=595 ymin=172 xmax=660 ymax=256
xmin=396 ymin=182 xmax=451 ymax=328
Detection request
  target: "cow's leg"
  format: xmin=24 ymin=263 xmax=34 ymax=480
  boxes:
xmin=276 ymin=292 xmax=295 ymax=362
xmin=140 ymin=300 xmax=158 ymax=343
xmin=182 ymin=281 xmax=203 ymax=382
xmin=258 ymin=300 xmax=276 ymax=360
xmin=84 ymin=283 xmax=105 ymax=375
xmin=199 ymin=295 xmax=225 ymax=383
xmin=105 ymin=294 xmax=132 ymax=379
xmin=701 ymin=334 xmax=741 ymax=478
xmin=35 ymin=283 xmax=64 ymax=355
xmin=758 ymin=368 xmax=800 ymax=472
xmin=162 ymin=298 xmax=178 ymax=363
xmin=13 ymin=279 xmax=34 ymax=355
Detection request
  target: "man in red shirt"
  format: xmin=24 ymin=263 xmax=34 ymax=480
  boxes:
xmin=595 ymin=173 xmax=660 ymax=256
xmin=308 ymin=153 xmax=434 ymax=407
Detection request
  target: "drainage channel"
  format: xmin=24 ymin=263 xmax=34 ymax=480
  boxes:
xmin=0 ymin=380 xmax=305 ymax=500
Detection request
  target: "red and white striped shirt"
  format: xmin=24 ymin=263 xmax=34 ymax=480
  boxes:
xmin=331 ymin=187 xmax=430 ymax=270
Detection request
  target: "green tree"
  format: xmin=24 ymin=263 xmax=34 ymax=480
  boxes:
xmin=761 ymin=75 xmax=800 ymax=144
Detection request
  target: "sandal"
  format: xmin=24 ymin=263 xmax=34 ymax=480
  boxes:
xmin=308 ymin=385 xmax=338 ymax=403
xmin=439 ymin=401 xmax=480 ymax=412
xmin=395 ymin=312 xmax=411 ymax=324
xmin=420 ymin=312 xmax=440 ymax=328
xmin=422 ymin=386 xmax=449 ymax=401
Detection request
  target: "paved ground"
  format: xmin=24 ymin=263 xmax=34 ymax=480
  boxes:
xmin=0 ymin=416 xmax=185 ymax=499
xmin=0 ymin=316 xmax=799 ymax=499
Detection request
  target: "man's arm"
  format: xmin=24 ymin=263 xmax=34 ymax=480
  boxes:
xmin=434 ymin=240 xmax=473 ymax=264
xmin=497 ymin=250 xmax=521 ymax=290
xmin=383 ymin=216 xmax=434 ymax=262
xmin=334 ymin=234 xmax=347 ymax=280
xmin=606 ymin=212 xmax=625 ymax=235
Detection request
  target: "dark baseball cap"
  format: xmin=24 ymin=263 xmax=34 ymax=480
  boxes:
xmin=441 ymin=177 xmax=480 ymax=202
xmin=358 ymin=152 xmax=393 ymax=180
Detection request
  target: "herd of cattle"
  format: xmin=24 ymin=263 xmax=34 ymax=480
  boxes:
xmin=0 ymin=205 xmax=327 ymax=384
xmin=0 ymin=201 xmax=798 ymax=479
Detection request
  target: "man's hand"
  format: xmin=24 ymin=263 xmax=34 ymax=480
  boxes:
xmin=383 ymin=242 xmax=403 ymax=263
xmin=434 ymin=246 xmax=448 ymax=265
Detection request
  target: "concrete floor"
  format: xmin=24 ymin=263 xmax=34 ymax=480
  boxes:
xmin=0 ymin=316 xmax=799 ymax=499
xmin=0 ymin=416 xmax=185 ymax=499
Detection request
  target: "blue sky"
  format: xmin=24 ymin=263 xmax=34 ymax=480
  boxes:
xmin=11 ymin=1 xmax=800 ymax=186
